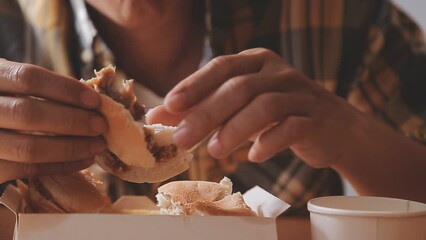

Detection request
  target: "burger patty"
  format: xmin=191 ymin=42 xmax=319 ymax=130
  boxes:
xmin=87 ymin=67 xmax=146 ymax=121
xmin=102 ymin=132 xmax=179 ymax=172
xmin=102 ymin=151 xmax=129 ymax=172
xmin=144 ymin=128 xmax=178 ymax=161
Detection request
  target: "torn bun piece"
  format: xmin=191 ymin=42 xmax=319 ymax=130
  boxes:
xmin=27 ymin=171 xmax=109 ymax=213
xmin=156 ymin=177 xmax=256 ymax=216
xmin=193 ymin=192 xmax=257 ymax=216
xmin=83 ymin=66 xmax=192 ymax=183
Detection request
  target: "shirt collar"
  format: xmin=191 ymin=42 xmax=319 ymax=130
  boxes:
xmin=69 ymin=0 xmax=96 ymax=54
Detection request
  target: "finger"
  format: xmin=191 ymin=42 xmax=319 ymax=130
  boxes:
xmin=207 ymin=93 xmax=314 ymax=159
xmin=0 ymin=158 xmax=94 ymax=184
xmin=248 ymin=122 xmax=279 ymax=142
xmin=172 ymin=70 xmax=303 ymax=150
xmin=171 ymin=73 xmax=261 ymax=149
xmin=0 ymin=96 xmax=107 ymax=136
xmin=164 ymin=51 xmax=267 ymax=113
xmin=145 ymin=105 xmax=186 ymax=126
xmin=0 ymin=60 xmax=100 ymax=108
xmin=248 ymin=116 xmax=314 ymax=162
xmin=0 ymin=130 xmax=106 ymax=163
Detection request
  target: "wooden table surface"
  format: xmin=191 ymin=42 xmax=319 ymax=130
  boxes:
xmin=0 ymin=206 xmax=311 ymax=240
xmin=277 ymin=217 xmax=311 ymax=240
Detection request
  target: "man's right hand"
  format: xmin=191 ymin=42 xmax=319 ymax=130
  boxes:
xmin=0 ymin=59 xmax=108 ymax=183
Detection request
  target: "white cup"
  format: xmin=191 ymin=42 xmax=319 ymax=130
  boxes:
xmin=308 ymin=196 xmax=426 ymax=240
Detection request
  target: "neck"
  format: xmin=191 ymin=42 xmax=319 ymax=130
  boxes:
xmin=88 ymin=2 xmax=204 ymax=96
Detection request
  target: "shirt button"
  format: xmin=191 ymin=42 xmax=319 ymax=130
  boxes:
xmin=81 ymin=49 xmax=93 ymax=63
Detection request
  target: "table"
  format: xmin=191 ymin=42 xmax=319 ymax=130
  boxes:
xmin=0 ymin=206 xmax=311 ymax=240
xmin=277 ymin=217 xmax=311 ymax=240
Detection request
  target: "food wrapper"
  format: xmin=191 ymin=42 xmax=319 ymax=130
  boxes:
xmin=1 ymin=184 xmax=290 ymax=240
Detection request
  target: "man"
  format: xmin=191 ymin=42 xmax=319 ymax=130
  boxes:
xmin=0 ymin=0 xmax=425 ymax=215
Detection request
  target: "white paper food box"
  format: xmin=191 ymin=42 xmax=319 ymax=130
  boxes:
xmin=1 ymin=185 xmax=290 ymax=240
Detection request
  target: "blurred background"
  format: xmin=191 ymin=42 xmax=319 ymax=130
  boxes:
xmin=393 ymin=0 xmax=426 ymax=32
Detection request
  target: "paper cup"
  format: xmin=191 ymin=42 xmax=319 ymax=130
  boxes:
xmin=308 ymin=196 xmax=426 ymax=240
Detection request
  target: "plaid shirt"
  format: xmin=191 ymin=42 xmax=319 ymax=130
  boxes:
xmin=1 ymin=0 xmax=425 ymax=215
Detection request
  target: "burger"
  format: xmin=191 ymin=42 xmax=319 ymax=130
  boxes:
xmin=83 ymin=66 xmax=192 ymax=183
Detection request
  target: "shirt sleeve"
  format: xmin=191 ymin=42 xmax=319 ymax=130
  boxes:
xmin=345 ymin=1 xmax=426 ymax=144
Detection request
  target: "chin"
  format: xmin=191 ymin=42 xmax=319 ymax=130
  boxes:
xmin=86 ymin=0 xmax=160 ymax=29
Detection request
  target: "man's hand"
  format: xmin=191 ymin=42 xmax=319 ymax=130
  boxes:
xmin=0 ymin=59 xmax=107 ymax=183
xmin=148 ymin=48 xmax=426 ymax=203
xmin=147 ymin=48 xmax=371 ymax=168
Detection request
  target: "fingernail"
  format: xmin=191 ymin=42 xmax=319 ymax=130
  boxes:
xmin=80 ymin=90 xmax=100 ymax=108
xmin=90 ymin=116 xmax=107 ymax=133
xmin=78 ymin=158 xmax=95 ymax=169
xmin=248 ymin=147 xmax=259 ymax=162
xmin=66 ymin=158 xmax=95 ymax=173
xmin=145 ymin=107 xmax=157 ymax=122
xmin=165 ymin=93 xmax=185 ymax=112
xmin=208 ymin=138 xmax=223 ymax=158
xmin=173 ymin=121 xmax=190 ymax=149
xmin=146 ymin=108 xmax=153 ymax=116
xmin=89 ymin=140 xmax=106 ymax=154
